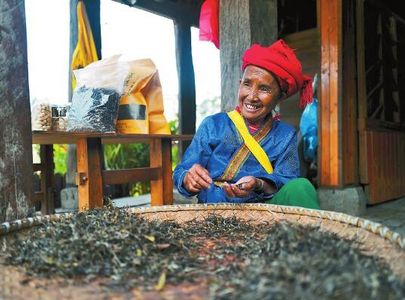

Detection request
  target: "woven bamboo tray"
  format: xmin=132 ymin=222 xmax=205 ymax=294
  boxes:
xmin=1 ymin=203 xmax=404 ymax=300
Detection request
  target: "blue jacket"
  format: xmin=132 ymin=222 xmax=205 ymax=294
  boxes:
xmin=173 ymin=112 xmax=300 ymax=203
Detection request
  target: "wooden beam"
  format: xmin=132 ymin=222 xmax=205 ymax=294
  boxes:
xmin=103 ymin=167 xmax=160 ymax=185
xmin=69 ymin=0 xmax=78 ymax=100
xmin=174 ymin=20 xmax=196 ymax=154
xmin=319 ymin=0 xmax=342 ymax=187
xmin=112 ymin=0 xmax=201 ymax=27
xmin=84 ymin=0 xmax=102 ymax=60
xmin=220 ymin=0 xmax=278 ymax=111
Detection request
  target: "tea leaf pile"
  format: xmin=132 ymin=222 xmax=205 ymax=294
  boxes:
xmin=4 ymin=208 xmax=405 ymax=299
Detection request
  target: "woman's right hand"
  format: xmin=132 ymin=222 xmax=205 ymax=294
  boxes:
xmin=183 ymin=164 xmax=212 ymax=193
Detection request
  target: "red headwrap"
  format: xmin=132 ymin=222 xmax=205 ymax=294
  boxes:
xmin=242 ymin=39 xmax=313 ymax=108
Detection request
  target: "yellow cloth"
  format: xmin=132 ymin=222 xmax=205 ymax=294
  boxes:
xmin=227 ymin=110 xmax=273 ymax=174
xmin=71 ymin=1 xmax=98 ymax=90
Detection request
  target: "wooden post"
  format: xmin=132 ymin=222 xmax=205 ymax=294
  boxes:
xmin=174 ymin=20 xmax=196 ymax=154
xmin=150 ymin=139 xmax=164 ymax=206
xmin=356 ymin=0 xmax=368 ymax=184
xmin=341 ymin=0 xmax=359 ymax=185
xmin=161 ymin=138 xmax=174 ymax=205
xmin=83 ymin=0 xmax=102 ymax=59
xmin=69 ymin=0 xmax=101 ymax=99
xmin=76 ymin=138 xmax=104 ymax=211
xmin=0 ymin=0 xmax=33 ymax=222
xmin=219 ymin=0 xmax=278 ymax=111
xmin=40 ymin=145 xmax=55 ymax=215
xmin=319 ymin=0 xmax=342 ymax=187
xmin=67 ymin=0 xmax=102 ymax=190
xmin=69 ymin=0 xmax=79 ymax=101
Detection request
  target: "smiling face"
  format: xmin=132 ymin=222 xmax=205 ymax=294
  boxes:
xmin=238 ymin=65 xmax=283 ymax=124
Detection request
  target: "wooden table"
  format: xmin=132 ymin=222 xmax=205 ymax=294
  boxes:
xmin=32 ymin=131 xmax=193 ymax=214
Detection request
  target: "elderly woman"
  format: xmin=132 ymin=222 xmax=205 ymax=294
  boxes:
xmin=173 ymin=40 xmax=320 ymax=209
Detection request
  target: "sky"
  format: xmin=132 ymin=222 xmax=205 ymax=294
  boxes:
xmin=24 ymin=0 xmax=221 ymax=123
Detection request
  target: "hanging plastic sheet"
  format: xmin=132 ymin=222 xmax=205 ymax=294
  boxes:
xmin=199 ymin=0 xmax=219 ymax=49
xmin=299 ymin=74 xmax=318 ymax=163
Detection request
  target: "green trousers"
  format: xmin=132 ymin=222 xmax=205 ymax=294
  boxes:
xmin=265 ymin=178 xmax=320 ymax=209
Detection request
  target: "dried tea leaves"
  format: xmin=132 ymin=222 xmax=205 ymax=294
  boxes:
xmin=3 ymin=208 xmax=405 ymax=299
xmin=67 ymin=86 xmax=120 ymax=133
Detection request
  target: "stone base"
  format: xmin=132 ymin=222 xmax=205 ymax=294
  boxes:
xmin=318 ymin=186 xmax=367 ymax=216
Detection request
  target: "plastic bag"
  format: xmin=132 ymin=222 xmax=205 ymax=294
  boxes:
xmin=68 ymin=86 xmax=120 ymax=132
xmin=69 ymin=56 xmax=170 ymax=134
xmin=299 ymin=97 xmax=318 ymax=162
xmin=116 ymin=58 xmax=170 ymax=134
xmin=67 ymin=56 xmax=126 ymax=133
xmin=199 ymin=0 xmax=219 ymax=49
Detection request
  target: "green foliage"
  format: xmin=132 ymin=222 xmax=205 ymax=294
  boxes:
xmin=168 ymin=118 xmax=179 ymax=169
xmin=104 ymin=143 xmax=150 ymax=196
xmin=53 ymin=144 xmax=68 ymax=174
xmin=32 ymin=144 xmax=67 ymax=175
xmin=169 ymin=118 xmax=178 ymax=135
xmin=197 ymin=96 xmax=221 ymax=125
xmin=103 ymin=143 xmax=149 ymax=170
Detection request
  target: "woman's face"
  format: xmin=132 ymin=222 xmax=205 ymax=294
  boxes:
xmin=238 ymin=65 xmax=282 ymax=124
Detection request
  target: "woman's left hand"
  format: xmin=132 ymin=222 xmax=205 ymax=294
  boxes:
xmin=222 ymin=176 xmax=258 ymax=198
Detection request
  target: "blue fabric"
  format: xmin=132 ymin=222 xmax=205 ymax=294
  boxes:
xmin=299 ymin=98 xmax=318 ymax=162
xmin=173 ymin=112 xmax=300 ymax=203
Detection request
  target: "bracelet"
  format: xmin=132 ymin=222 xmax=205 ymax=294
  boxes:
xmin=255 ymin=178 xmax=264 ymax=192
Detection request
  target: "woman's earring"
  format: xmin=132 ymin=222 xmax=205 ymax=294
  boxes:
xmin=272 ymin=105 xmax=281 ymax=120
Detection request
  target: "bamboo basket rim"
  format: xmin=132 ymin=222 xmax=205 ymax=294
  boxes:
xmin=1 ymin=203 xmax=404 ymax=250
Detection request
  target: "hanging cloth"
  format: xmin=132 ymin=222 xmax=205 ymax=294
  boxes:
xmin=71 ymin=1 xmax=99 ymax=90
xmin=199 ymin=0 xmax=219 ymax=49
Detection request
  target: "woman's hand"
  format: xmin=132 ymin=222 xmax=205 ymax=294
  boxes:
xmin=183 ymin=164 xmax=212 ymax=193
xmin=222 ymin=176 xmax=263 ymax=198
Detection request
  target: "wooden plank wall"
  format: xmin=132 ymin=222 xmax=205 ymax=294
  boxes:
xmin=282 ymin=28 xmax=321 ymax=129
xmin=364 ymin=130 xmax=405 ymax=204
xmin=357 ymin=0 xmax=405 ymax=203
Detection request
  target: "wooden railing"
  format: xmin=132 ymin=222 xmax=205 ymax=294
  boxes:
xmin=32 ymin=131 xmax=193 ymax=214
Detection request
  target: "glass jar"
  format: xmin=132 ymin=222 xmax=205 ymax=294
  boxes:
xmin=51 ymin=105 xmax=69 ymax=131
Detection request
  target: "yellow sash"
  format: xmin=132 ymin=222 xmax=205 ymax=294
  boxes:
xmin=227 ymin=110 xmax=273 ymax=174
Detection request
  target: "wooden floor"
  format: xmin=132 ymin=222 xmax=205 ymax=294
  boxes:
xmin=360 ymin=196 xmax=405 ymax=237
